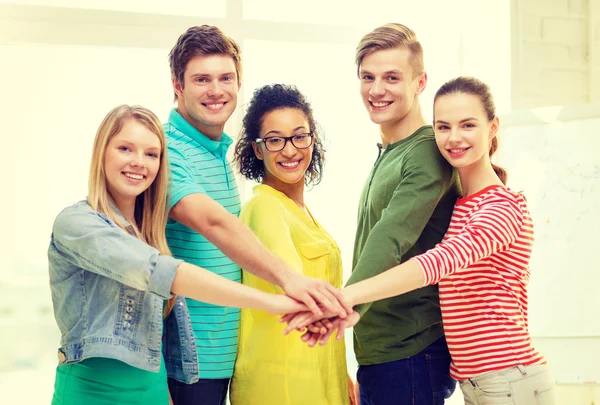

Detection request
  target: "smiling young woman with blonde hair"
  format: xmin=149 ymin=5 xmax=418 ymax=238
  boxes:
xmin=49 ymin=104 xmax=307 ymax=405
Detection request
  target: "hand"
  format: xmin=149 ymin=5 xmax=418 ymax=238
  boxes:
xmin=298 ymin=311 xmax=361 ymax=347
xmin=348 ymin=375 xmax=360 ymax=405
xmin=265 ymin=294 xmax=309 ymax=315
xmin=280 ymin=272 xmax=352 ymax=318
xmin=280 ymin=309 xmax=339 ymax=335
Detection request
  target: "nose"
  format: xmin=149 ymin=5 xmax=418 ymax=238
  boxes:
xmin=207 ymin=80 xmax=224 ymax=97
xmin=369 ymin=78 xmax=385 ymax=97
xmin=448 ymin=127 xmax=461 ymax=144
xmin=281 ymin=138 xmax=297 ymax=156
xmin=131 ymin=152 xmax=146 ymax=168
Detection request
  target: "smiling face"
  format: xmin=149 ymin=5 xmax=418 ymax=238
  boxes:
xmin=172 ymin=53 xmax=240 ymax=140
xmin=104 ymin=118 xmax=161 ymax=212
xmin=359 ymin=47 xmax=426 ymax=127
xmin=252 ymin=108 xmax=314 ymax=189
xmin=433 ymin=92 xmax=498 ymax=171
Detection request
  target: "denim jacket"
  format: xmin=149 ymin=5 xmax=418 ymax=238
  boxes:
xmin=48 ymin=200 xmax=199 ymax=383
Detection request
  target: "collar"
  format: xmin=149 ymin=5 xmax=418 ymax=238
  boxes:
xmin=168 ymin=109 xmax=233 ymax=159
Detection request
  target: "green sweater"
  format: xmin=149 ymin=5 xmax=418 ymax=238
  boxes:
xmin=346 ymin=125 xmax=459 ymax=366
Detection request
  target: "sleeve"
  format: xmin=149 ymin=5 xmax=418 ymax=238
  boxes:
xmin=413 ymin=195 xmax=524 ymax=285
xmin=51 ymin=206 xmax=183 ymax=299
xmin=167 ymin=144 xmax=206 ymax=211
xmin=241 ymin=197 xmax=303 ymax=274
xmin=346 ymin=141 xmax=453 ymax=316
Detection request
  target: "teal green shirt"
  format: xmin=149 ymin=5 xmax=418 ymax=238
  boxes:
xmin=346 ymin=125 xmax=459 ymax=365
xmin=165 ymin=109 xmax=241 ymax=379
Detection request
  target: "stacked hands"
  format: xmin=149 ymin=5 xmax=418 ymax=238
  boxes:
xmin=274 ymin=272 xmax=360 ymax=347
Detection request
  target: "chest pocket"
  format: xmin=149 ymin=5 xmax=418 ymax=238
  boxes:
xmin=298 ymin=241 xmax=332 ymax=280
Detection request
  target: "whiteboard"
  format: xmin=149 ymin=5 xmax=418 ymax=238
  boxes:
xmin=497 ymin=113 xmax=600 ymax=338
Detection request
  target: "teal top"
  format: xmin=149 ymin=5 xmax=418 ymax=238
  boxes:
xmin=51 ymin=355 xmax=168 ymax=405
xmin=164 ymin=108 xmax=242 ymax=379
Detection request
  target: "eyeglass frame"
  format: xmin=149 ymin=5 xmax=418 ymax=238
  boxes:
xmin=254 ymin=133 xmax=315 ymax=152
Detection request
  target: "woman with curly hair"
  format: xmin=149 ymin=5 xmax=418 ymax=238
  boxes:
xmin=230 ymin=84 xmax=356 ymax=405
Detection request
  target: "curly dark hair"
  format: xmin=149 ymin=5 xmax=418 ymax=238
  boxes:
xmin=234 ymin=84 xmax=325 ymax=185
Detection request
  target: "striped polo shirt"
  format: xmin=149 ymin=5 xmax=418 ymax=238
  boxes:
xmin=414 ymin=185 xmax=545 ymax=380
xmin=164 ymin=108 xmax=241 ymax=379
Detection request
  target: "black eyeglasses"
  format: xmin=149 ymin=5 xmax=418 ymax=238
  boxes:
xmin=255 ymin=133 xmax=314 ymax=152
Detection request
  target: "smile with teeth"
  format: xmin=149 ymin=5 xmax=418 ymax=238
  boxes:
xmin=123 ymin=172 xmax=144 ymax=180
xmin=448 ymin=147 xmax=470 ymax=155
xmin=279 ymin=161 xmax=300 ymax=168
xmin=205 ymin=102 xmax=226 ymax=110
xmin=370 ymin=101 xmax=392 ymax=108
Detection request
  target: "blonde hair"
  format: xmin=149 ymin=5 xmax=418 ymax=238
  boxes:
xmin=355 ymin=23 xmax=424 ymax=78
xmin=88 ymin=105 xmax=177 ymax=316
xmin=88 ymin=104 xmax=172 ymax=254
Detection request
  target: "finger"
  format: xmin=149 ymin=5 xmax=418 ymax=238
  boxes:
xmin=306 ymin=332 xmax=320 ymax=348
xmin=322 ymin=318 xmax=334 ymax=330
xmin=319 ymin=325 xmax=336 ymax=346
xmin=307 ymin=323 xmax=321 ymax=333
xmin=314 ymin=284 xmax=347 ymax=318
xmin=299 ymin=293 xmax=322 ymax=317
xmin=324 ymin=283 xmax=353 ymax=315
xmin=279 ymin=313 xmax=294 ymax=324
xmin=306 ymin=288 xmax=336 ymax=317
xmin=283 ymin=312 xmax=317 ymax=335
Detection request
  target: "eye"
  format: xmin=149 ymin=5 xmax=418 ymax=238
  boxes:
xmin=147 ymin=152 xmax=159 ymax=158
xmin=118 ymin=146 xmax=131 ymax=152
xmin=463 ymin=122 xmax=475 ymax=128
xmin=266 ymin=137 xmax=284 ymax=146
xmin=222 ymin=76 xmax=234 ymax=82
xmin=435 ymin=125 xmax=449 ymax=131
xmin=361 ymin=74 xmax=373 ymax=81
xmin=387 ymin=76 xmax=399 ymax=81
xmin=196 ymin=77 xmax=208 ymax=83
xmin=293 ymin=134 xmax=308 ymax=141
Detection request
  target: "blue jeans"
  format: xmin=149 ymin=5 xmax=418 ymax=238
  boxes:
xmin=168 ymin=377 xmax=230 ymax=405
xmin=357 ymin=336 xmax=456 ymax=405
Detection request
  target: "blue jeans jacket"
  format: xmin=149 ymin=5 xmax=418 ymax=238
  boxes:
xmin=48 ymin=200 xmax=198 ymax=383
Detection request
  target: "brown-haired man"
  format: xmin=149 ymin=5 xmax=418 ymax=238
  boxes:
xmin=162 ymin=25 xmax=350 ymax=405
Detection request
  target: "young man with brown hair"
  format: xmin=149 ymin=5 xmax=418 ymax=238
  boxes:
xmin=163 ymin=25 xmax=349 ymax=405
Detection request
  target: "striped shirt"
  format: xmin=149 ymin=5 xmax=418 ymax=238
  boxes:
xmin=164 ymin=109 xmax=241 ymax=379
xmin=414 ymin=185 xmax=545 ymax=380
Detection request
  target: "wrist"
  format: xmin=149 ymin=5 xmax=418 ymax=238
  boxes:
xmin=341 ymin=286 xmax=358 ymax=308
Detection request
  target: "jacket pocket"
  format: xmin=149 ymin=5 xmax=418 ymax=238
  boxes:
xmin=114 ymin=285 xmax=144 ymax=339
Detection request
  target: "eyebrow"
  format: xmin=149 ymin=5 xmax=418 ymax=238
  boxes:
xmin=190 ymin=72 xmax=236 ymax=78
xmin=117 ymin=140 xmax=161 ymax=150
xmin=434 ymin=118 xmax=479 ymax=124
xmin=360 ymin=69 xmax=404 ymax=76
xmin=263 ymin=126 xmax=308 ymax=136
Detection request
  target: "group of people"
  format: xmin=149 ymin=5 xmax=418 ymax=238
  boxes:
xmin=47 ymin=22 xmax=556 ymax=405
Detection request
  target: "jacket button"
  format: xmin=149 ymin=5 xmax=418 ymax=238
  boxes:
xmin=57 ymin=351 xmax=66 ymax=363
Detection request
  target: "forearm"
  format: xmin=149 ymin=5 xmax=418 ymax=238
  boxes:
xmin=171 ymin=194 xmax=293 ymax=286
xmin=344 ymin=259 xmax=425 ymax=307
xmin=171 ymin=262 xmax=275 ymax=311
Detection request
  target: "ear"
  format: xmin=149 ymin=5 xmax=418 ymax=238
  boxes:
xmin=415 ymin=72 xmax=428 ymax=95
xmin=489 ymin=116 xmax=500 ymax=140
xmin=172 ymin=76 xmax=184 ymax=99
xmin=252 ymin=141 xmax=264 ymax=160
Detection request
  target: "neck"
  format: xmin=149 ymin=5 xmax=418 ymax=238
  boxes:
xmin=262 ymin=176 xmax=305 ymax=208
xmin=112 ymin=195 xmax=137 ymax=227
xmin=176 ymin=105 xmax=223 ymax=141
xmin=457 ymin=155 xmax=504 ymax=197
xmin=379 ymin=103 xmax=427 ymax=148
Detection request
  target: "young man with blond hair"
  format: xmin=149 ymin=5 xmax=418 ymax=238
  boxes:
xmin=345 ymin=23 xmax=459 ymax=404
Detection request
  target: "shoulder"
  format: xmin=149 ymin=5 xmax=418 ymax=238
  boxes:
xmin=475 ymin=187 xmax=526 ymax=225
xmin=53 ymin=201 xmax=110 ymax=236
xmin=241 ymin=187 xmax=289 ymax=221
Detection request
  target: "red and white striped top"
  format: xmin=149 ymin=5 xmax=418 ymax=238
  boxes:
xmin=414 ymin=185 xmax=545 ymax=380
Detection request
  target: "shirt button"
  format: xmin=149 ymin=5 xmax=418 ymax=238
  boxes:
xmin=124 ymin=321 xmax=131 ymax=328
xmin=126 ymin=306 xmax=133 ymax=312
